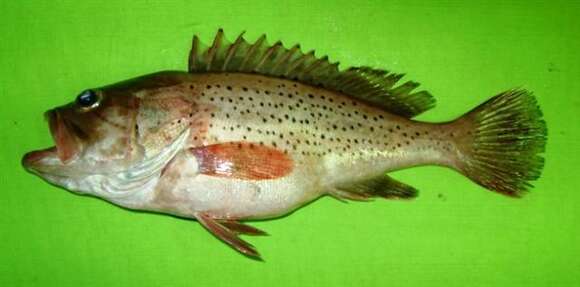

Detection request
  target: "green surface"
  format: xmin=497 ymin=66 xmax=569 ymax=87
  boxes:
xmin=1 ymin=1 xmax=579 ymax=286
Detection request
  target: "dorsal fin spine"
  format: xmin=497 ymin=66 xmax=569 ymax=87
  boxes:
xmin=255 ymin=41 xmax=282 ymax=72
xmin=284 ymin=50 xmax=314 ymax=77
xmin=271 ymin=44 xmax=300 ymax=74
xmin=339 ymin=70 xmax=363 ymax=91
xmin=188 ymin=35 xmax=200 ymax=72
xmin=222 ymin=32 xmax=245 ymax=71
xmin=239 ymin=34 xmax=266 ymax=71
xmin=300 ymin=56 xmax=328 ymax=78
xmin=205 ymin=29 xmax=223 ymax=71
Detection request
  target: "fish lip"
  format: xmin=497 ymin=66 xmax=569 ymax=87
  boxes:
xmin=46 ymin=109 xmax=82 ymax=164
xmin=22 ymin=109 xmax=82 ymax=172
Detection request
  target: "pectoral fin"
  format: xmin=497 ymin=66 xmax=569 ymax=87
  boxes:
xmin=195 ymin=213 xmax=264 ymax=259
xmin=330 ymin=175 xmax=418 ymax=201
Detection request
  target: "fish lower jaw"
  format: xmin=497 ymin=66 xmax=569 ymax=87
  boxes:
xmin=22 ymin=146 xmax=58 ymax=171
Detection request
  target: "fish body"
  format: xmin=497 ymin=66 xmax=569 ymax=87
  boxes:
xmin=142 ymin=71 xmax=456 ymax=220
xmin=22 ymin=30 xmax=547 ymax=258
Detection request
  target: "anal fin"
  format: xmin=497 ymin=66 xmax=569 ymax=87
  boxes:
xmin=195 ymin=213 xmax=265 ymax=259
xmin=330 ymin=175 xmax=418 ymax=201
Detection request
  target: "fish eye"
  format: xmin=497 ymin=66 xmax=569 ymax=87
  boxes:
xmin=76 ymin=90 xmax=100 ymax=109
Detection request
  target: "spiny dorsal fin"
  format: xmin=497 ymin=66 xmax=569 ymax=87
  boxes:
xmin=188 ymin=29 xmax=436 ymax=118
xmin=330 ymin=175 xmax=418 ymax=201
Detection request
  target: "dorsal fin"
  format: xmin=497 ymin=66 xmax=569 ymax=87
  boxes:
xmin=188 ymin=29 xmax=436 ymax=118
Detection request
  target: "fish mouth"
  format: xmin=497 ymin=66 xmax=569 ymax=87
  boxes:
xmin=22 ymin=109 xmax=82 ymax=172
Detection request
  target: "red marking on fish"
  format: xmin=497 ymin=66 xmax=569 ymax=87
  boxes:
xmin=190 ymin=142 xmax=293 ymax=180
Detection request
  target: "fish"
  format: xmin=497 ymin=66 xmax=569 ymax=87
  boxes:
xmin=22 ymin=29 xmax=547 ymax=259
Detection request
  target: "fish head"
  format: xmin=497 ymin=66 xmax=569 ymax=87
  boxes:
xmin=22 ymin=81 xmax=144 ymax=195
xmin=23 ymin=72 xmax=195 ymax=200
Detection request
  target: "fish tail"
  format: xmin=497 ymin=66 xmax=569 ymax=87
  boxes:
xmin=451 ymin=89 xmax=547 ymax=197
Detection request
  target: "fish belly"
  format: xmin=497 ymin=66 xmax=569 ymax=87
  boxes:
xmin=150 ymin=150 xmax=324 ymax=219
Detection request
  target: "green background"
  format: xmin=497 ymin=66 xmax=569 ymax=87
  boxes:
xmin=1 ymin=1 xmax=579 ymax=286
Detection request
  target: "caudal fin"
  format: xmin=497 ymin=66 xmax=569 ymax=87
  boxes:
xmin=455 ymin=89 xmax=547 ymax=197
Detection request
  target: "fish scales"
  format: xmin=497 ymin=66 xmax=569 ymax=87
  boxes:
xmin=184 ymin=73 xmax=455 ymax=185
xmin=22 ymin=30 xmax=547 ymax=259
